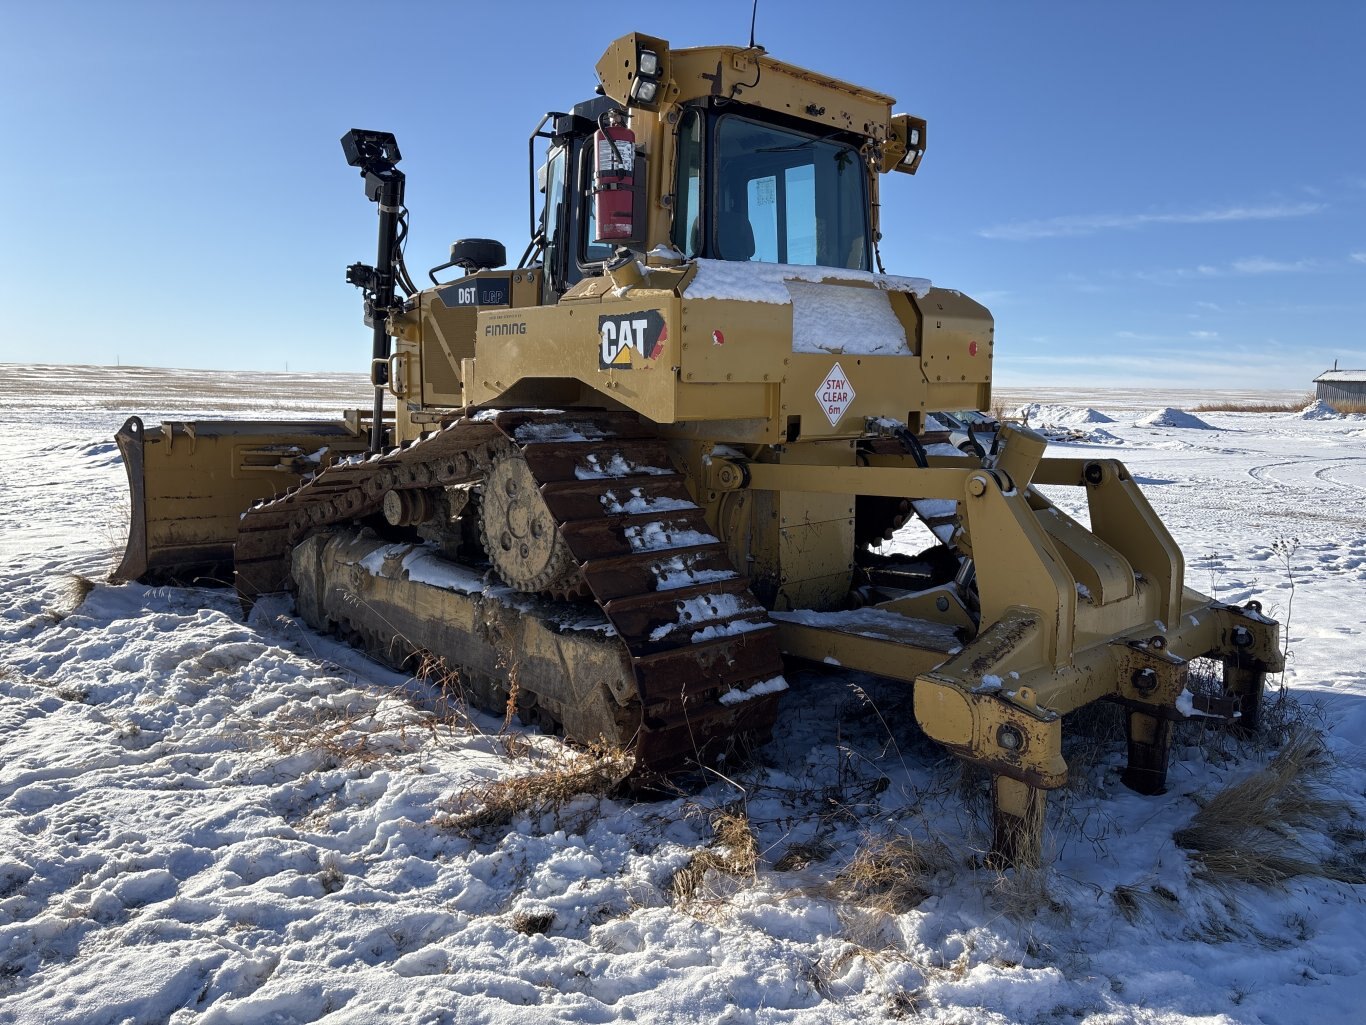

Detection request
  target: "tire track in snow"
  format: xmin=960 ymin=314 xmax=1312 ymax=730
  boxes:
xmin=1313 ymin=460 xmax=1366 ymax=494
xmin=1248 ymin=455 xmax=1366 ymax=494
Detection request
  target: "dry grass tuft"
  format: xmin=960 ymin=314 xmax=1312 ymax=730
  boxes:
xmin=438 ymin=745 xmax=634 ymax=833
xmin=1174 ymin=729 xmax=1365 ymax=885
xmin=54 ymin=683 xmax=91 ymax=704
xmin=45 ymin=575 xmax=97 ymax=622
xmin=269 ymin=700 xmax=428 ymax=766
xmin=1111 ymin=882 xmax=1180 ymax=923
xmin=511 ymin=910 xmax=556 ymax=935
xmin=827 ymin=834 xmax=947 ymax=914
xmin=1191 ymin=393 xmax=1314 ymax=413
xmin=773 ymin=839 xmax=834 ymax=872
xmin=1062 ymin=700 xmax=1128 ymax=793
xmin=990 ymin=863 xmax=1068 ymax=923
xmin=670 ymin=804 xmax=758 ymax=902
xmin=318 ymin=858 xmax=345 ymax=894
xmin=412 ymin=649 xmax=470 ymax=708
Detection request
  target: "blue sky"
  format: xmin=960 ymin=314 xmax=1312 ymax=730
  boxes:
xmin=2 ymin=1 xmax=1362 ymax=388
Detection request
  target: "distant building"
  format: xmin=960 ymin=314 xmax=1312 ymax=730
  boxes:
xmin=1313 ymin=366 xmax=1366 ymax=411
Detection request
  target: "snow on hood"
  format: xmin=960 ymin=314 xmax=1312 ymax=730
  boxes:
xmin=684 ymin=259 xmax=931 ymax=304
xmin=682 ymin=261 xmax=927 ymax=357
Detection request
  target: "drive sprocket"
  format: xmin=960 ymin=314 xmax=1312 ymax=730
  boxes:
xmin=477 ymin=445 xmax=583 ymax=595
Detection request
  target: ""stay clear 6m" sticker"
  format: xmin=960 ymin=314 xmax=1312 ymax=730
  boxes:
xmin=815 ymin=363 xmax=856 ymax=426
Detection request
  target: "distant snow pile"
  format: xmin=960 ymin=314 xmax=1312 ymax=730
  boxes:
xmin=1014 ymin=403 xmax=1115 ymax=427
xmin=1013 ymin=403 xmax=1121 ymax=444
xmin=1299 ymin=398 xmax=1364 ymax=420
xmin=1075 ymin=427 xmax=1123 ymax=445
xmin=1136 ymin=407 xmax=1215 ymax=430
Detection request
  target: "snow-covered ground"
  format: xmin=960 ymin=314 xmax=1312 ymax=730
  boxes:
xmin=2 ymin=365 xmax=1363 ymax=1025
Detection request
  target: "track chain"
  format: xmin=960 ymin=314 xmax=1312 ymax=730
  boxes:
xmin=235 ymin=410 xmax=786 ymax=774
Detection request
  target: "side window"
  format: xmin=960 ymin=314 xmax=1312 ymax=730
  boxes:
xmin=672 ymin=109 xmax=703 ymax=255
xmin=542 ymin=146 xmax=566 ymax=246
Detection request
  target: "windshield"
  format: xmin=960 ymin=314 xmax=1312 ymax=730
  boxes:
xmin=708 ymin=114 xmax=870 ymax=269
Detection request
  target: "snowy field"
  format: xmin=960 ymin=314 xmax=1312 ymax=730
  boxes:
xmin=1 ymin=364 xmax=1364 ymax=1025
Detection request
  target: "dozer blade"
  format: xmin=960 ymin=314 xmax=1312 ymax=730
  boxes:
xmin=111 ymin=415 xmax=368 ymax=586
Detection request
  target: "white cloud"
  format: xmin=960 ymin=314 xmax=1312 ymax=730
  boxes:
xmin=1351 ymin=252 xmax=1366 ymax=264
xmin=1124 ymin=257 xmax=1318 ymax=285
xmin=979 ymin=202 xmax=1323 ymax=241
xmin=1230 ymin=257 xmax=1316 ymax=274
xmin=1190 ymin=330 xmax=1220 ymax=340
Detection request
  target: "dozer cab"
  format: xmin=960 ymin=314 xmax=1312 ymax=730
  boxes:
xmin=113 ymin=32 xmax=1282 ymax=865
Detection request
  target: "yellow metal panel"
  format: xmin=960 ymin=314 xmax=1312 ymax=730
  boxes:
xmin=775 ymin=620 xmax=953 ymax=681
xmin=916 ymin=288 xmax=993 ymax=387
xmin=666 ymin=47 xmax=895 ymax=139
xmin=470 ymin=300 xmax=680 ymax=421
xmin=679 ymin=298 xmax=791 ymax=384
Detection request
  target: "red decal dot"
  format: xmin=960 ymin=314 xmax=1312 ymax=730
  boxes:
xmin=968 ymin=340 xmax=979 ymax=357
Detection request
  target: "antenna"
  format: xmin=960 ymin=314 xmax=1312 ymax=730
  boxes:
xmin=748 ymin=0 xmax=760 ymax=48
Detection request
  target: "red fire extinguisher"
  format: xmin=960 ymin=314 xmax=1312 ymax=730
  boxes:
xmin=593 ymin=114 xmax=635 ymax=243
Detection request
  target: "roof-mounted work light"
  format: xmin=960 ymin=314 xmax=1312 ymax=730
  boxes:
xmin=630 ymin=76 xmax=658 ymax=104
xmin=595 ymin=33 xmax=670 ymax=112
xmin=629 ymin=44 xmax=663 ymax=108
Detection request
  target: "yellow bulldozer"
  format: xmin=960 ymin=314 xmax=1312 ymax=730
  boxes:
xmin=112 ymin=32 xmax=1282 ymax=865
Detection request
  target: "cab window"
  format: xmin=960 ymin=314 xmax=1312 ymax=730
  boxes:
xmin=712 ymin=114 xmax=869 ymax=269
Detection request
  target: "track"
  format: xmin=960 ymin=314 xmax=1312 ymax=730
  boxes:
xmin=234 ymin=409 xmax=786 ymax=774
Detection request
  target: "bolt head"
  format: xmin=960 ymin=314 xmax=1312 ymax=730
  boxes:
xmin=1132 ymin=668 xmax=1159 ymax=694
xmin=997 ymin=725 xmax=1025 ymax=751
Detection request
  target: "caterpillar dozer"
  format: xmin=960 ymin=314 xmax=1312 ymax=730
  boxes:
xmin=112 ymin=32 xmax=1282 ymax=865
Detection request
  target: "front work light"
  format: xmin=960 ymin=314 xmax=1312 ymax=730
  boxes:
xmin=638 ymin=49 xmax=659 ymax=76
xmin=630 ymin=78 xmax=658 ymax=103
